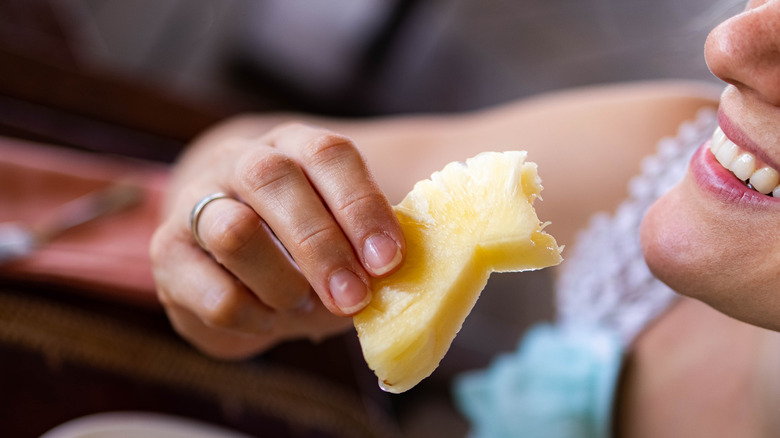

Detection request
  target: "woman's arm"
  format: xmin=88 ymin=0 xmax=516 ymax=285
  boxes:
xmin=153 ymin=80 xmax=719 ymax=357
xmin=208 ymin=80 xmax=720 ymax=246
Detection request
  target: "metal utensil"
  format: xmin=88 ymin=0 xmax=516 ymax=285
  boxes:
xmin=0 ymin=182 xmax=143 ymax=264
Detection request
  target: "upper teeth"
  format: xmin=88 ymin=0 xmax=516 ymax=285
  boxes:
xmin=710 ymin=126 xmax=780 ymax=196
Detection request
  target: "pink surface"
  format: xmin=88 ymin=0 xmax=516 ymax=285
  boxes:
xmin=0 ymin=137 xmax=170 ymax=307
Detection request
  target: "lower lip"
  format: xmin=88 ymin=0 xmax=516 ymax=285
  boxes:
xmin=689 ymin=141 xmax=780 ymax=207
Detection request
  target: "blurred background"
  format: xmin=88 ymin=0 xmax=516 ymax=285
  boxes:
xmin=0 ymin=0 xmax=741 ymax=437
xmin=1 ymin=0 xmax=739 ymax=160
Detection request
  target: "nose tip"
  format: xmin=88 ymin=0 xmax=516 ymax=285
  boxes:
xmin=704 ymin=5 xmax=780 ymax=106
xmin=703 ymin=23 xmax=744 ymax=88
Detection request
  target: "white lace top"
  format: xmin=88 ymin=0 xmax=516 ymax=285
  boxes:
xmin=556 ymin=107 xmax=718 ymax=345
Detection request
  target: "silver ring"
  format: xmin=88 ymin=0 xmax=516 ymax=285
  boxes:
xmin=190 ymin=192 xmax=232 ymax=250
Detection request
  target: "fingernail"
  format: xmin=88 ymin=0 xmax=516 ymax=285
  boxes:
xmin=329 ymin=269 xmax=371 ymax=314
xmin=363 ymin=234 xmax=402 ymax=276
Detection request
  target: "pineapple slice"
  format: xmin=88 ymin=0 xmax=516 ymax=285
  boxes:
xmin=353 ymin=151 xmax=563 ymax=393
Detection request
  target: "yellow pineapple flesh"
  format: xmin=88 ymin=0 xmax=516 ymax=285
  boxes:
xmin=353 ymin=151 xmax=562 ymax=393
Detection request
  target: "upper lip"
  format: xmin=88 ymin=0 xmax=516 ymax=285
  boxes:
xmin=717 ymin=109 xmax=780 ymax=172
xmin=718 ymin=88 xmax=780 ymax=171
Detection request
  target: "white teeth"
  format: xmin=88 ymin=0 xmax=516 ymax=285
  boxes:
xmin=715 ymin=140 xmax=739 ymax=168
xmin=750 ymin=167 xmax=780 ymax=194
xmin=729 ymin=153 xmax=756 ymax=181
xmin=709 ymin=126 xmax=780 ymax=196
xmin=710 ymin=126 xmax=728 ymax=155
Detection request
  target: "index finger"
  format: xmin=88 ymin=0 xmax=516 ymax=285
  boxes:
xmin=266 ymin=122 xmax=406 ymax=277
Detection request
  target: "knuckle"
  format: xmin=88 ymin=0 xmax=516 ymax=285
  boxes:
xmin=273 ymin=120 xmax=309 ymax=134
xmin=301 ymin=132 xmax=357 ymax=167
xmin=338 ymin=190 xmax=386 ymax=216
xmin=149 ymin=225 xmax=178 ymax=265
xmin=199 ymin=287 xmax=243 ymax=330
xmin=237 ymin=149 xmax=299 ymax=195
xmin=156 ymin=286 xmax=176 ymax=309
xmin=337 ymin=190 xmax=396 ymax=237
xmin=295 ymin=221 xmax=341 ymax=255
xmin=207 ymin=207 xmax=261 ymax=260
xmin=148 ymin=229 xmax=167 ymax=265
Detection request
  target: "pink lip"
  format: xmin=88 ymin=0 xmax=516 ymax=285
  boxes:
xmin=689 ymin=141 xmax=780 ymax=207
xmin=718 ymin=110 xmax=780 ymax=170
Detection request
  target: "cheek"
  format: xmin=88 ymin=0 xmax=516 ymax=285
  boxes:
xmin=640 ymin=180 xmax=780 ymax=331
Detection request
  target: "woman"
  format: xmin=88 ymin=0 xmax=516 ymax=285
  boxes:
xmin=626 ymin=0 xmax=780 ymax=434
xmin=150 ymin=0 xmax=779 ymax=435
xmin=643 ymin=0 xmax=780 ymax=332
xmin=151 ymin=85 xmax=716 ymax=358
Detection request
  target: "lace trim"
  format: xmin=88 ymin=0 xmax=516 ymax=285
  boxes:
xmin=555 ymin=108 xmax=718 ymax=345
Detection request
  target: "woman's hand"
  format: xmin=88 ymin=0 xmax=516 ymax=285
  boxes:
xmin=150 ymin=121 xmax=405 ymax=359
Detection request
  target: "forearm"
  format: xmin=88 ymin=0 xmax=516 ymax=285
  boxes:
xmin=169 ymin=80 xmax=720 ymax=245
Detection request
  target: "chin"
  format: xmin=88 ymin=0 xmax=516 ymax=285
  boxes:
xmin=640 ymin=182 xmax=780 ymax=332
xmin=640 ymin=185 xmax=704 ymax=300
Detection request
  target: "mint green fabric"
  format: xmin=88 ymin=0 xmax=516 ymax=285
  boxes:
xmin=454 ymin=324 xmax=623 ymax=438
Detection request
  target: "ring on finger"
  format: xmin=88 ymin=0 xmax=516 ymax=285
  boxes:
xmin=190 ymin=192 xmax=232 ymax=250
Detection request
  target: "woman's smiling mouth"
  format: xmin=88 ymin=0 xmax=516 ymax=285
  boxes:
xmin=709 ymin=125 xmax=780 ymax=196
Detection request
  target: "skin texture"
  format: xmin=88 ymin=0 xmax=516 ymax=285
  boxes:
xmin=151 ymin=123 xmax=407 ymax=358
xmin=616 ymin=297 xmax=780 ymax=438
xmin=151 ymin=81 xmax=718 ymax=359
xmin=641 ymin=0 xmax=780 ymax=332
xmin=622 ymin=1 xmax=780 ymax=436
xmin=149 ymin=1 xmax=780 ymax=435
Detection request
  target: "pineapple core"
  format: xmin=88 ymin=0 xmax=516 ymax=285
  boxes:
xmin=353 ymin=151 xmax=563 ymax=393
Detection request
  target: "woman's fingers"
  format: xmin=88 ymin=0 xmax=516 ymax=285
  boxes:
xmin=164 ymin=293 xmax=354 ymax=360
xmin=229 ymin=145 xmax=373 ymax=315
xmin=266 ymin=123 xmax=405 ymax=276
xmin=164 ymin=303 xmax=277 ymax=360
xmin=194 ymin=197 xmax=315 ymax=312
xmin=154 ymin=120 xmax=405 ymax=359
xmin=223 ymin=124 xmax=405 ymax=316
xmin=152 ymin=209 xmax=349 ymax=359
xmin=150 ymin=224 xmax=275 ymax=336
